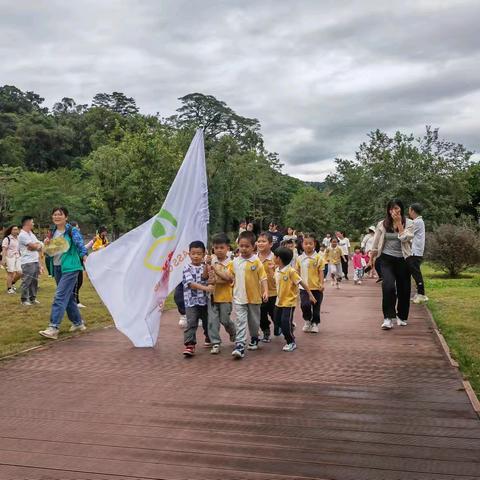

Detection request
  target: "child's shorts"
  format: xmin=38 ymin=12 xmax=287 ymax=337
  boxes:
xmin=328 ymin=263 xmax=343 ymax=279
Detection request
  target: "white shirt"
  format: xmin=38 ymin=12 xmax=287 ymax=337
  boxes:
xmin=231 ymin=254 xmax=258 ymax=304
xmin=322 ymin=237 xmax=331 ymax=247
xmin=361 ymin=233 xmax=374 ymax=253
xmin=337 ymin=237 xmax=350 ymax=256
xmin=18 ymin=230 xmax=42 ymax=265
xmin=1 ymin=235 xmax=20 ymax=258
xmin=411 ymin=216 xmax=426 ymax=256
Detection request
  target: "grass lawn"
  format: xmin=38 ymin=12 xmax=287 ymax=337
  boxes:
xmin=0 ymin=265 xmax=175 ymax=358
xmin=424 ymin=264 xmax=480 ymax=397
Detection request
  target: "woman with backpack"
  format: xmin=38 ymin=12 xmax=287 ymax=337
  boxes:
xmin=39 ymin=207 xmax=88 ymax=340
xmin=1 ymin=225 xmax=22 ymax=294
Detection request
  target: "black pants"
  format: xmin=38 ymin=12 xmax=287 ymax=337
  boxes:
xmin=300 ymin=289 xmax=323 ymax=324
xmin=275 ymin=306 xmax=295 ymax=344
xmin=174 ymin=282 xmax=186 ymax=315
xmin=74 ymin=270 xmax=83 ymax=304
xmin=380 ymin=254 xmax=411 ymax=321
xmin=406 ymin=256 xmax=425 ymax=295
xmin=341 ymin=256 xmax=349 ymax=279
xmin=375 ymin=257 xmax=383 ymax=279
xmin=260 ymin=296 xmax=276 ymax=333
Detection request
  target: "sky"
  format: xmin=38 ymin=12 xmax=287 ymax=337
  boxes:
xmin=1 ymin=0 xmax=479 ymax=181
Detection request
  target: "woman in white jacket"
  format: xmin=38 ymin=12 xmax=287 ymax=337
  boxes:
xmin=369 ymin=199 xmax=414 ymax=330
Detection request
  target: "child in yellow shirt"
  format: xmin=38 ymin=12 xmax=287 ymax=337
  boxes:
xmin=275 ymin=247 xmax=317 ymax=352
xmin=217 ymin=231 xmax=268 ymax=359
xmin=325 ymin=237 xmax=346 ymax=289
xmin=295 ymin=233 xmax=325 ymax=333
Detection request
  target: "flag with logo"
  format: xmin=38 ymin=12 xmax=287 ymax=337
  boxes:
xmin=86 ymin=129 xmax=209 ymax=347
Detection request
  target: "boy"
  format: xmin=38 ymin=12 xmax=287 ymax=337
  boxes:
xmin=408 ymin=203 xmax=428 ymax=303
xmin=217 ymin=231 xmax=268 ymax=359
xmin=295 ymin=233 xmax=325 ymax=333
xmin=275 ymin=247 xmax=317 ymax=351
xmin=325 ymin=238 xmax=345 ymax=289
xmin=182 ymin=241 xmax=215 ymax=357
xmin=281 ymin=238 xmax=298 ymax=267
xmin=208 ymin=234 xmax=236 ymax=354
xmin=257 ymin=232 xmax=277 ymax=341
xmin=352 ymin=246 xmax=364 ymax=285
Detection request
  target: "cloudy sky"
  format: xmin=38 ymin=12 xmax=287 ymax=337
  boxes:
xmin=1 ymin=0 xmax=479 ymax=180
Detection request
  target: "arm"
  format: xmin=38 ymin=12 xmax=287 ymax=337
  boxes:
xmin=215 ymin=266 xmax=234 ymax=283
xmin=299 ymin=279 xmax=317 ymax=303
xmin=1 ymin=246 xmax=6 ymax=265
xmin=318 ymin=263 xmax=325 ymax=291
xmin=189 ymin=282 xmax=214 ymax=293
xmin=261 ymin=278 xmax=269 ymax=302
xmin=71 ymin=227 xmax=88 ymax=258
xmin=398 ymin=220 xmax=414 ymax=242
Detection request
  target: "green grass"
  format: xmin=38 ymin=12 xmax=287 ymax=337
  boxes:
xmin=424 ymin=264 xmax=480 ymax=397
xmin=0 ymin=266 xmax=175 ymax=358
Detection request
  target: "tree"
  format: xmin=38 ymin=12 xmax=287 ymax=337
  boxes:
xmin=92 ymin=92 xmax=139 ymax=116
xmin=0 ymin=85 xmax=47 ymax=114
xmin=426 ymin=224 xmax=480 ymax=277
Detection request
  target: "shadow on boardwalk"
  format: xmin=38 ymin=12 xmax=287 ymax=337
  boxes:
xmin=1 ymin=279 xmax=479 ymax=479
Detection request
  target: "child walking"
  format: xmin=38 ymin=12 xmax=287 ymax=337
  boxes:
xmin=207 ymin=234 xmax=236 ymax=354
xmin=352 ymin=247 xmax=364 ymax=285
xmin=295 ymin=233 xmax=325 ymax=333
xmin=217 ymin=231 xmax=268 ymax=359
xmin=182 ymin=241 xmax=214 ymax=357
xmin=325 ymin=238 xmax=345 ymax=289
xmin=274 ymin=247 xmax=317 ymax=351
xmin=257 ymin=232 xmax=277 ymax=341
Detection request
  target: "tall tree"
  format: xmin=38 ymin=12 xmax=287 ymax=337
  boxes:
xmin=92 ymin=92 xmax=139 ymax=116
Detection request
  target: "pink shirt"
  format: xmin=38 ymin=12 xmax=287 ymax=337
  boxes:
xmin=352 ymin=253 xmax=363 ymax=269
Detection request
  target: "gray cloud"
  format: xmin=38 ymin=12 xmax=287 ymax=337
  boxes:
xmin=1 ymin=0 xmax=479 ymax=180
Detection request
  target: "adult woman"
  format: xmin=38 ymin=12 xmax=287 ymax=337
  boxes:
xmin=370 ymin=199 xmax=414 ymax=330
xmin=283 ymin=227 xmax=297 ymax=242
xmin=39 ymin=207 xmax=88 ymax=340
xmin=1 ymin=225 xmax=22 ymax=294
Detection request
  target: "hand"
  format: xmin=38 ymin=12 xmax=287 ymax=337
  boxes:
xmin=262 ymin=291 xmax=269 ymax=302
xmin=206 ymin=285 xmax=215 ymax=293
xmin=309 ymin=293 xmax=317 ymax=304
xmin=205 ymin=255 xmax=212 ymax=265
xmin=39 ymin=266 xmax=45 ymax=275
xmin=44 ymin=237 xmax=50 ymax=245
xmin=318 ymin=285 xmax=324 ymax=292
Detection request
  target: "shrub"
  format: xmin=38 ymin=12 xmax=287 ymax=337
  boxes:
xmin=426 ymin=224 xmax=480 ymax=277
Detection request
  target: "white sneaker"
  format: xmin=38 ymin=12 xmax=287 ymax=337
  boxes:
xmin=381 ymin=319 xmax=393 ymax=330
xmin=210 ymin=344 xmax=220 ymax=354
xmin=32 ymin=299 xmax=40 ymax=305
xmin=413 ymin=294 xmax=429 ymax=304
xmin=69 ymin=323 xmax=87 ymax=332
xmin=396 ymin=317 xmax=408 ymax=326
xmin=302 ymin=321 xmax=312 ymax=333
xmin=282 ymin=342 xmax=297 ymax=352
xmin=358 ymin=281 xmax=362 ymax=285
xmin=21 ymin=301 xmax=32 ymax=306
xmin=39 ymin=327 xmax=59 ymax=339
xmin=178 ymin=315 xmax=187 ymax=328
xmin=310 ymin=323 xmax=319 ymax=333
xmin=7 ymin=288 xmax=15 ymax=294
xmin=77 ymin=303 xmax=86 ymax=308
xmin=411 ymin=294 xmax=419 ymax=303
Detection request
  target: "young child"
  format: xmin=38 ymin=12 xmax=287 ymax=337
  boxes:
xmin=257 ymin=232 xmax=277 ymax=341
xmin=281 ymin=238 xmax=298 ymax=267
xmin=217 ymin=231 xmax=269 ymax=359
xmin=274 ymin=247 xmax=317 ymax=351
xmin=325 ymin=238 xmax=345 ymax=289
xmin=182 ymin=241 xmax=215 ymax=357
xmin=295 ymin=233 xmax=325 ymax=333
xmin=352 ymin=246 xmax=364 ymax=285
xmin=207 ymin=234 xmax=236 ymax=354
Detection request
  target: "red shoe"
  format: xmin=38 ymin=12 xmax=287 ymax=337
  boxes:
xmin=183 ymin=345 xmax=195 ymax=357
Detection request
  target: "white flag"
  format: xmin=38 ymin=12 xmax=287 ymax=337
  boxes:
xmin=86 ymin=129 xmax=209 ymax=347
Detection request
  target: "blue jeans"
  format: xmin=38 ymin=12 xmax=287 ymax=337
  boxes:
xmin=50 ymin=266 xmax=83 ymax=328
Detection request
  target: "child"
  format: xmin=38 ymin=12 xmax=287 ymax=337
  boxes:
xmin=274 ymin=247 xmax=317 ymax=351
xmin=208 ymin=234 xmax=236 ymax=354
xmin=295 ymin=233 xmax=325 ymax=333
xmin=281 ymin=238 xmax=298 ymax=267
xmin=257 ymin=232 xmax=277 ymax=341
xmin=352 ymin=247 xmax=364 ymax=285
xmin=325 ymin=238 xmax=345 ymax=289
xmin=217 ymin=231 xmax=268 ymax=359
xmin=182 ymin=241 xmax=215 ymax=357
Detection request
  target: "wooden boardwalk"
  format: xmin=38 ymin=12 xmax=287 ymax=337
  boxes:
xmin=1 ymin=278 xmax=479 ymax=479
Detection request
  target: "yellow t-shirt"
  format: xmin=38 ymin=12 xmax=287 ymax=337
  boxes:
xmin=259 ymin=252 xmax=276 ymax=297
xmin=295 ymin=252 xmax=324 ymax=290
xmin=228 ymin=255 xmax=267 ymax=304
xmin=275 ymin=266 xmax=302 ymax=307
xmin=325 ymin=246 xmax=343 ymax=264
xmin=212 ymin=257 xmax=233 ymax=303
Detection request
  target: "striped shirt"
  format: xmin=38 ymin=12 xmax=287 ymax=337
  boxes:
xmin=182 ymin=263 xmax=208 ymax=307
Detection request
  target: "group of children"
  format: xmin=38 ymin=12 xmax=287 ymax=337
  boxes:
xmin=180 ymin=231 xmax=325 ymax=359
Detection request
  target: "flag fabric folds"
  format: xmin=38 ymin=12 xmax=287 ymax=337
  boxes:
xmin=86 ymin=129 xmax=209 ymax=347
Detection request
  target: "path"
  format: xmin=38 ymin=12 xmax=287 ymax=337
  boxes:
xmin=1 ymin=279 xmax=479 ymax=479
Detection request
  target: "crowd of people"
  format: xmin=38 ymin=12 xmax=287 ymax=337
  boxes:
xmin=1 ymin=198 xmax=427 ymax=353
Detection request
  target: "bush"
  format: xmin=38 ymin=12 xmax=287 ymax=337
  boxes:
xmin=426 ymin=224 xmax=480 ymax=277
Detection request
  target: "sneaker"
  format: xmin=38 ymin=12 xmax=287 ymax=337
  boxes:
xmin=69 ymin=323 xmax=87 ymax=332
xmin=21 ymin=301 xmax=32 ymax=306
xmin=210 ymin=344 xmax=220 ymax=354
xmin=282 ymin=342 xmax=297 ymax=352
xmin=39 ymin=327 xmax=59 ymax=339
xmin=310 ymin=323 xmax=319 ymax=333
xmin=32 ymin=299 xmax=40 ymax=305
xmin=77 ymin=303 xmax=86 ymax=308
xmin=183 ymin=345 xmax=195 ymax=357
xmin=247 ymin=338 xmax=259 ymax=350
xmin=7 ymin=288 xmax=15 ymax=294
xmin=178 ymin=315 xmax=187 ymax=328
xmin=396 ymin=317 xmax=408 ymax=326
xmin=204 ymin=338 xmax=213 ymax=348
xmin=12 ymin=285 xmax=17 ymax=291
xmin=358 ymin=280 xmax=362 ymax=285
xmin=381 ymin=318 xmax=393 ymax=330
xmin=413 ymin=294 xmax=429 ymax=304
xmin=232 ymin=344 xmax=245 ymax=359
xmin=261 ymin=331 xmax=271 ymax=343
xmin=302 ymin=321 xmax=312 ymax=333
